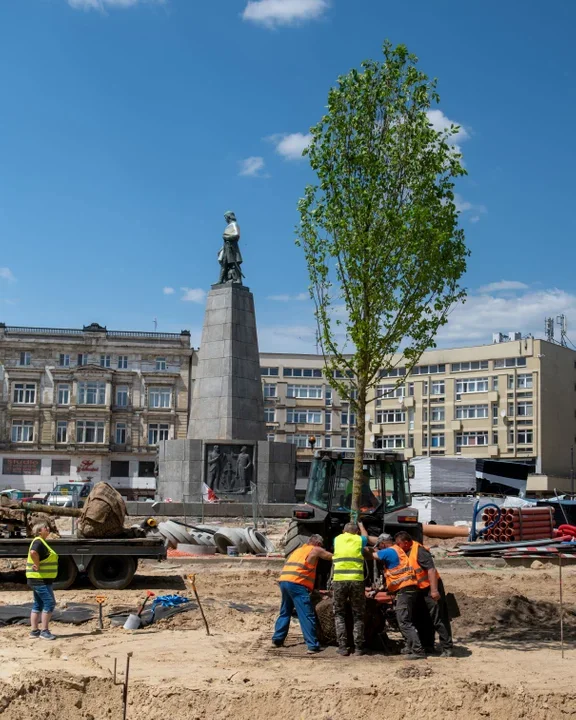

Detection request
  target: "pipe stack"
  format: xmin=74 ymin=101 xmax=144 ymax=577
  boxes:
xmin=482 ymin=507 xmax=554 ymax=542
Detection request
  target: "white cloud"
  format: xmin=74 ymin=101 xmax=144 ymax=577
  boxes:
xmin=242 ymin=0 xmax=328 ymax=28
xmin=0 ymin=267 xmax=15 ymax=282
xmin=163 ymin=287 xmax=175 ymax=295
xmin=267 ymin=292 xmax=309 ymax=302
xmin=426 ymin=109 xmax=469 ymax=146
xmin=267 ymin=132 xmax=311 ymax=160
xmin=239 ymin=156 xmax=266 ymax=177
xmin=68 ymin=0 xmax=165 ymax=9
xmin=180 ymin=287 xmax=206 ymax=304
xmin=454 ymin=193 xmax=487 ymax=221
xmin=478 ymin=281 xmax=529 ymax=294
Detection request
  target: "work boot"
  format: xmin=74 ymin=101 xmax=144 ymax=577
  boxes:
xmin=306 ymin=647 xmax=321 ymax=655
xmin=440 ymin=648 xmax=454 ymax=657
xmin=400 ymin=646 xmax=411 ymax=655
xmin=29 ymin=630 xmax=40 ymax=639
xmin=405 ymin=653 xmax=426 ymax=660
xmin=337 ymin=647 xmax=350 ymax=657
xmin=271 ymin=640 xmax=283 ymax=648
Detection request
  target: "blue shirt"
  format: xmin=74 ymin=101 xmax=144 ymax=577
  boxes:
xmin=376 ymin=547 xmax=401 ymax=569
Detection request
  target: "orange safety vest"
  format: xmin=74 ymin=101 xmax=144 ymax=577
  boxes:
xmin=383 ymin=545 xmax=418 ymax=594
xmin=279 ymin=544 xmax=318 ymax=591
xmin=408 ymin=541 xmax=441 ymax=590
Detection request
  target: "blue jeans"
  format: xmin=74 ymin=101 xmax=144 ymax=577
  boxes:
xmin=272 ymin=581 xmax=320 ymax=651
xmin=31 ymin=584 xmax=56 ymax=613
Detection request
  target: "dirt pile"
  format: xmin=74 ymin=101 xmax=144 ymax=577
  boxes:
xmin=1 ymin=671 xmax=574 ymax=720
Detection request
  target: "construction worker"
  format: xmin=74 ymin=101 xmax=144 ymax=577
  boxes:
xmin=332 ymin=522 xmax=369 ymax=656
xmin=372 ymin=533 xmax=426 ymax=659
xmin=26 ymin=522 xmax=59 ymax=641
xmin=395 ymin=531 xmax=453 ymax=657
xmin=272 ymin=534 xmax=333 ymax=654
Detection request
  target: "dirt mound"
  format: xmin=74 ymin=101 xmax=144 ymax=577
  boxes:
xmin=0 ymin=671 xmax=574 ymax=720
xmin=395 ymin=665 xmax=434 ymax=679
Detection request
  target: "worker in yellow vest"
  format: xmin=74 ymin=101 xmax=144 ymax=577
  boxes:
xmin=26 ymin=522 xmax=59 ymax=641
xmin=395 ymin=531 xmax=453 ymax=657
xmin=332 ymin=522 xmax=369 ymax=656
xmin=372 ymin=533 xmax=426 ymax=659
xmin=272 ymin=534 xmax=333 ymax=653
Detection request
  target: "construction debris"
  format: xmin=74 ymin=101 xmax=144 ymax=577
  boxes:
xmin=156 ymin=519 xmax=276 ymax=555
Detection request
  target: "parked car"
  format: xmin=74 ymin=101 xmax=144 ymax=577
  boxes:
xmin=0 ymin=489 xmax=28 ymax=502
xmin=45 ymin=482 xmax=93 ymax=508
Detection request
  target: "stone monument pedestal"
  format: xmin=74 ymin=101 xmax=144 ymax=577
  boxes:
xmin=157 ymin=277 xmax=296 ymax=504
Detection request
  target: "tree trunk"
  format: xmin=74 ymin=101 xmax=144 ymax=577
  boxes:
xmin=351 ymin=380 xmax=367 ymax=520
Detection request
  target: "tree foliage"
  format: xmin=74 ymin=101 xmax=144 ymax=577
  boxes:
xmin=296 ymin=41 xmax=469 ymax=516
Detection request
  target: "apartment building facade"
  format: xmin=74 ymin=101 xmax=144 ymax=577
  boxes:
xmin=0 ymin=323 xmax=193 ymax=497
xmin=260 ymin=338 xmax=576 ymax=491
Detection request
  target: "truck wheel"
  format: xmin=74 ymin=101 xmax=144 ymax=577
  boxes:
xmin=87 ymin=556 xmax=136 ymax=590
xmin=53 ymin=557 xmax=78 ymax=590
xmin=283 ymin=520 xmax=313 ymax=557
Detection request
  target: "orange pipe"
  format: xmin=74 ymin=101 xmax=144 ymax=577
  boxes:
xmin=423 ymin=524 xmax=469 ymax=538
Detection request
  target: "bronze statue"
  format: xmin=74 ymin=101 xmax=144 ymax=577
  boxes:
xmin=207 ymin=445 xmax=221 ymax=490
xmin=236 ymin=446 xmax=252 ymax=493
xmin=218 ymin=210 xmax=244 ymax=284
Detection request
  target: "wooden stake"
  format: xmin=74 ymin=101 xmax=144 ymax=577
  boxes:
xmin=122 ymin=652 xmax=133 ymax=720
xmin=559 ymin=555 xmax=565 ymax=659
xmin=187 ymin=574 xmax=211 ymax=636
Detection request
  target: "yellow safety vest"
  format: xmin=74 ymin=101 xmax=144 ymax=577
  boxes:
xmin=26 ymin=537 xmax=59 ymax=580
xmin=332 ymin=533 xmax=364 ymax=582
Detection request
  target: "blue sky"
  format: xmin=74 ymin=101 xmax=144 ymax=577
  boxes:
xmin=1 ymin=0 xmax=575 ymax=352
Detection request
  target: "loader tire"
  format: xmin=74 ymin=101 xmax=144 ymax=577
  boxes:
xmin=283 ymin=520 xmax=313 ymax=557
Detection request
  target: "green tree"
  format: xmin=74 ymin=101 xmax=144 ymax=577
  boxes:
xmin=297 ymin=42 xmax=469 ymax=517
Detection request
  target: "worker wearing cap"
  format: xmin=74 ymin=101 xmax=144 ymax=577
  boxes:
xmin=273 ymin=534 xmax=333 ymax=654
xmin=372 ymin=533 xmax=425 ymax=659
xmin=394 ymin=531 xmax=453 ymax=657
xmin=332 ymin=522 xmax=370 ymax=656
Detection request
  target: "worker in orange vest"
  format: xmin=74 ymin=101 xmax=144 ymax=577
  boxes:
xmin=372 ymin=533 xmax=426 ymax=659
xmin=272 ymin=534 xmax=333 ymax=654
xmin=395 ymin=531 xmax=453 ymax=657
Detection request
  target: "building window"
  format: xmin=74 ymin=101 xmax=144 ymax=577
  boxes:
xmin=455 ymin=378 xmax=489 ymax=394
xmin=100 ymin=355 xmax=111 ymax=368
xmin=59 ymin=353 xmax=70 ymax=367
xmin=264 ymin=407 xmax=276 ymax=423
xmin=422 ymin=433 xmax=428 ymax=448
xmin=149 ymin=387 xmax=171 ymax=408
xmin=451 ymin=360 xmax=489 ymax=372
xmin=431 ymin=433 xmax=445 ymax=448
xmin=76 ymin=420 xmax=105 ymax=444
xmin=138 ymin=461 xmax=156 ymax=478
xmin=411 ymin=364 xmax=446 ymax=375
xmin=422 ymin=381 xmax=428 ymax=396
xmin=52 ymin=459 xmax=70 ymax=475
xmin=325 ymin=387 xmax=333 ymax=406
xmin=494 ymin=357 xmax=528 ymax=369
xmin=155 ymin=357 xmax=167 ymax=371
xmin=325 ymin=411 xmax=332 ymax=431
xmin=408 ymin=408 xmax=415 ymax=430
xmin=492 ymin=376 xmax=499 ymax=391
xmin=286 ymin=434 xmax=321 ymax=449
xmin=56 ymin=421 xmax=68 ymax=444
xmin=333 ymin=369 xmax=354 ymax=379
xmin=431 ymin=407 xmax=445 ymax=422
xmin=408 ymin=382 xmax=414 ymax=397
xmin=283 ymin=367 xmax=322 ymax=378
xmin=13 ymin=383 xmax=36 ymax=404
xmin=325 ymin=436 xmax=332 ymax=448
xmin=78 ymin=381 xmax=106 ymax=405
xmin=375 ymin=434 xmax=405 ymax=449
xmin=377 ymin=384 xmax=405 ymax=399
xmin=492 ymin=431 xmax=498 ymax=445
xmin=517 ymin=401 xmax=533 ymax=417
xmin=18 ymin=352 xmax=31 ymax=366
xmin=341 ymin=436 xmax=355 ymax=449
xmin=517 ymin=374 xmax=533 ymax=389
xmin=287 ymin=384 xmax=323 ymax=399
xmin=408 ymin=434 xmax=414 ymax=448
xmin=12 ymin=420 xmax=34 ymax=443
xmin=57 ymin=384 xmax=70 ymax=405
xmin=341 ymin=410 xmax=357 ymax=426
xmin=263 ymin=383 xmax=277 ymax=398
xmin=376 ymin=409 xmax=406 ymax=424
xmin=287 ymin=409 xmax=322 ymax=424
xmin=110 ymin=460 xmax=130 ymax=477
xmin=77 ymin=353 xmax=88 ymax=366
xmin=267 ymin=433 xmax=276 ymax=442
xmin=261 ymin=367 xmax=279 ymax=376
xmin=148 ymin=423 xmax=169 ymax=445
xmin=431 ymin=380 xmax=445 ymax=396
xmin=379 ymin=367 xmax=406 ymax=378
xmin=456 ymin=431 xmax=489 ymax=447
xmin=456 ymin=404 xmax=488 ymax=419
xmin=115 ymin=423 xmax=127 ymax=444
xmin=517 ymin=429 xmax=533 ymax=444
xmin=116 ymin=386 xmax=129 ymax=407
xmin=118 ymin=355 xmax=128 ymax=369
xmin=508 ymin=427 xmax=515 ymax=444
xmin=492 ymin=404 xmax=498 ymax=425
